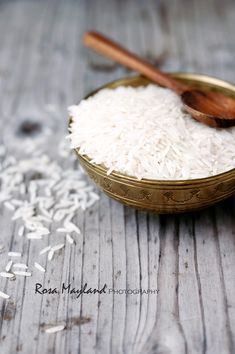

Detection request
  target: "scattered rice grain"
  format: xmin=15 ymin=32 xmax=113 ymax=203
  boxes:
xmin=0 ymin=290 xmax=10 ymax=299
xmin=51 ymin=243 xmax=65 ymax=252
xmin=13 ymin=263 xmax=28 ymax=270
xmin=5 ymin=260 xmax=13 ymax=272
xmin=27 ymin=232 xmax=42 ymax=240
xmin=8 ymin=252 xmax=21 ymax=258
xmin=45 ymin=325 xmax=65 ymax=334
xmin=48 ymin=250 xmax=54 ymax=261
xmin=40 ymin=246 xmax=51 ymax=255
xmin=4 ymin=202 xmax=15 ymax=211
xmin=18 ymin=225 xmax=24 ymax=237
xmin=13 ymin=271 xmax=31 ymax=277
xmin=68 ymin=85 xmax=235 ymax=180
xmin=0 ymin=272 xmax=15 ymax=278
xmin=66 ymin=234 xmax=74 ymax=245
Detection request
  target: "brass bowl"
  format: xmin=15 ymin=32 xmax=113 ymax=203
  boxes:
xmin=72 ymin=73 xmax=235 ymax=213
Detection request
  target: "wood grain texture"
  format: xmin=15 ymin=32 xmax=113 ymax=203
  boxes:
xmin=0 ymin=0 xmax=235 ymax=353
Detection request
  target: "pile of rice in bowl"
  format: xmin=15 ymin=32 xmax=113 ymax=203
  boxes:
xmin=68 ymin=85 xmax=235 ymax=180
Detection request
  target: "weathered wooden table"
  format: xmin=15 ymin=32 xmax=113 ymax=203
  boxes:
xmin=0 ymin=0 xmax=235 ymax=353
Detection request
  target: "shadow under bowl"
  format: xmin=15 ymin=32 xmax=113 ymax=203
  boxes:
xmin=71 ymin=73 xmax=235 ymax=214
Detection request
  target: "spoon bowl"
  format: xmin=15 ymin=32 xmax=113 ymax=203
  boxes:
xmin=182 ymin=89 xmax=235 ymax=128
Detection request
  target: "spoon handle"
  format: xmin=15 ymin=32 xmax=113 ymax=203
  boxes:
xmin=83 ymin=31 xmax=189 ymax=94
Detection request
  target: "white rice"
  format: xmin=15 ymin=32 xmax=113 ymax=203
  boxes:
xmin=64 ymin=221 xmax=80 ymax=234
xmin=18 ymin=225 xmax=25 ymax=237
xmin=5 ymin=260 xmax=13 ymax=272
xmin=27 ymin=232 xmax=42 ymax=240
xmin=4 ymin=201 xmax=15 ymax=211
xmin=8 ymin=252 xmax=21 ymax=258
xmin=0 ymin=153 xmax=99 ymax=241
xmin=45 ymin=325 xmax=65 ymax=334
xmin=51 ymin=243 xmax=65 ymax=252
xmin=0 ymin=272 xmax=15 ymax=278
xmin=57 ymin=228 xmax=67 ymax=233
xmin=39 ymin=246 xmax=51 ymax=255
xmin=48 ymin=250 xmax=54 ymax=261
xmin=13 ymin=271 xmax=31 ymax=277
xmin=68 ymin=85 xmax=235 ymax=180
xmin=13 ymin=263 xmax=28 ymax=269
xmin=0 ymin=126 xmax=99 ymax=321
xmin=66 ymin=234 xmax=74 ymax=245
xmin=0 ymin=291 xmax=10 ymax=299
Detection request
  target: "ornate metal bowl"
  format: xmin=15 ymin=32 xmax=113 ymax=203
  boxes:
xmin=72 ymin=74 xmax=235 ymax=213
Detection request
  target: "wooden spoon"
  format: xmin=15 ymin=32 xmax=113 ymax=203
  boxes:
xmin=83 ymin=31 xmax=235 ymax=128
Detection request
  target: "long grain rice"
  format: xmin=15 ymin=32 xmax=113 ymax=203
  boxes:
xmin=39 ymin=246 xmax=51 ymax=255
xmin=8 ymin=252 xmax=21 ymax=258
xmin=13 ymin=271 xmax=31 ymax=277
xmin=13 ymin=263 xmax=28 ymax=269
xmin=5 ymin=260 xmax=13 ymax=272
xmin=68 ymin=85 xmax=235 ymax=180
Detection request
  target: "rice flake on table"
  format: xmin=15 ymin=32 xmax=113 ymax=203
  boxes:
xmin=68 ymin=85 xmax=235 ymax=180
xmin=13 ymin=263 xmax=28 ymax=270
xmin=34 ymin=262 xmax=46 ymax=273
xmin=0 ymin=272 xmax=15 ymax=279
xmin=5 ymin=260 xmax=13 ymax=272
xmin=8 ymin=252 xmax=21 ymax=258
xmin=13 ymin=271 xmax=32 ymax=277
xmin=45 ymin=324 xmax=65 ymax=334
xmin=0 ymin=132 xmax=99 ymax=303
xmin=0 ymin=291 xmax=10 ymax=299
xmin=0 ymin=147 xmax=99 ymax=241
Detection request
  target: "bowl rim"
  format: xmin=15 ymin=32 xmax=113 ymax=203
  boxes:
xmin=71 ymin=73 xmax=235 ymax=186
